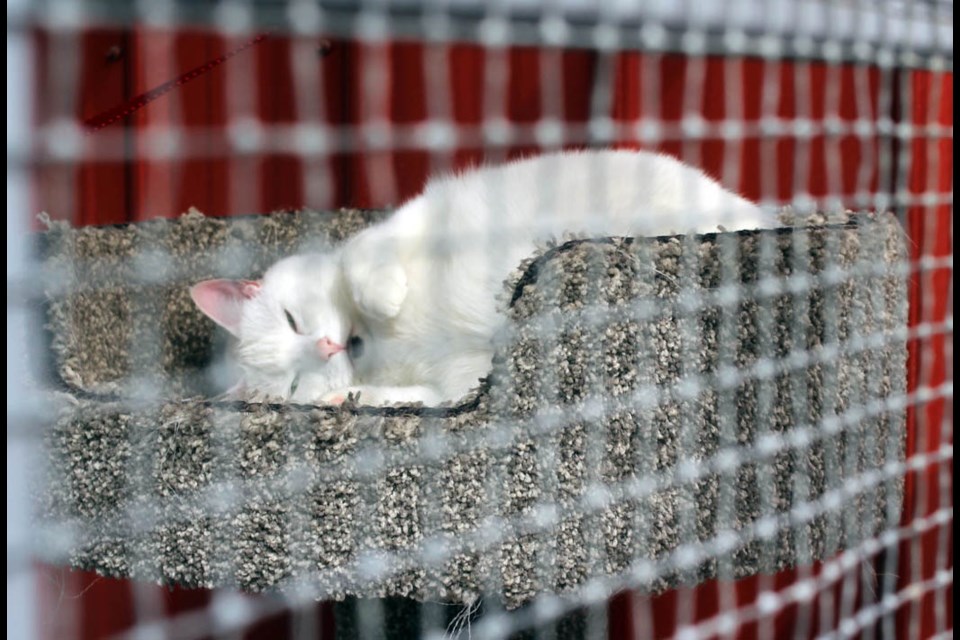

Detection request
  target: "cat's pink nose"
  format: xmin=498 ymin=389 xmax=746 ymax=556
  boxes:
xmin=316 ymin=337 xmax=345 ymax=360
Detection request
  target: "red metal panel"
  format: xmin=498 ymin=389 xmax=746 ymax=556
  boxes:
xmin=33 ymin=28 xmax=952 ymax=640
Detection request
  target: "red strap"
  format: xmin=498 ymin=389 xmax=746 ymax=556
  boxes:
xmin=83 ymin=33 xmax=269 ymax=133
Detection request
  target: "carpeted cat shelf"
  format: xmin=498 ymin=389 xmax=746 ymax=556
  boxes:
xmin=35 ymin=209 xmax=908 ymax=633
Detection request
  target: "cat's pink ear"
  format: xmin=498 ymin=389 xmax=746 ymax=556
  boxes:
xmin=190 ymin=279 xmax=260 ymax=336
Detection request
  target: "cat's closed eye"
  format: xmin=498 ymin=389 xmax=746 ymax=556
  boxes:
xmin=347 ymin=335 xmax=364 ymax=359
xmin=284 ymin=309 xmax=299 ymax=333
xmin=290 ymin=372 xmax=301 ymax=397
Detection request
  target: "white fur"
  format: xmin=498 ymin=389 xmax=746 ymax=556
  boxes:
xmin=195 ymin=149 xmax=778 ymax=404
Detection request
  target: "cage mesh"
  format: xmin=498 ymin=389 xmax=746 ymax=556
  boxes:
xmin=7 ymin=1 xmax=953 ymax=639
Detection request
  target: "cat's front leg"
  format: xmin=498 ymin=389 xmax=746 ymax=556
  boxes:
xmin=321 ymin=385 xmax=441 ymax=406
xmin=342 ymin=250 xmax=408 ymax=322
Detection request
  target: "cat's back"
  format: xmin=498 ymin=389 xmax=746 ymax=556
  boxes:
xmin=424 ymin=148 xmax=665 ymax=208
xmin=419 ymin=149 xmax=770 ymax=237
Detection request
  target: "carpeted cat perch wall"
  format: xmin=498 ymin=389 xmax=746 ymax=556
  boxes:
xmin=36 ymin=209 xmax=908 ymax=618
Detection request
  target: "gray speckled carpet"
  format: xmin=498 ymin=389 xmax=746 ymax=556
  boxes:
xmin=35 ymin=208 xmax=908 ymax=620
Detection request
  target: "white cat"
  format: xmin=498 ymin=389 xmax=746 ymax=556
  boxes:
xmin=191 ymin=149 xmax=777 ymax=405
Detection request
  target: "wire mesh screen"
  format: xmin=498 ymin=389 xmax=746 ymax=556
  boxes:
xmin=8 ymin=1 xmax=953 ymax=639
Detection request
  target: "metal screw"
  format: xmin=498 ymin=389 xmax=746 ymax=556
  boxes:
xmin=105 ymin=45 xmax=123 ymax=63
xmin=316 ymin=39 xmax=333 ymax=58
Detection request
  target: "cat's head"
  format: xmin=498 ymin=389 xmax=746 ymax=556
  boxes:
xmin=190 ymin=253 xmax=355 ymax=403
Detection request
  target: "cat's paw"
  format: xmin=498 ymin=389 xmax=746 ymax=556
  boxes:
xmin=321 ymin=387 xmax=358 ymax=405
xmin=321 ymin=386 xmax=385 ymax=406
xmin=324 ymin=393 xmax=347 ymax=405
xmin=348 ymin=263 xmax=408 ymax=321
xmin=320 ymin=385 xmax=439 ymax=406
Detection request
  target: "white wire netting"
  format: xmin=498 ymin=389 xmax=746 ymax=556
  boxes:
xmin=7 ymin=1 xmax=953 ymax=640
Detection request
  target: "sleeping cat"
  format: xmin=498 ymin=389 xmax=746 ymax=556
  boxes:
xmin=191 ymin=149 xmax=777 ymax=405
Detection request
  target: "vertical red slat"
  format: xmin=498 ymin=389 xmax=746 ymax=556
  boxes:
xmin=33 ymin=28 xmax=132 ymax=226
xmin=506 ymin=46 xmax=542 ymax=159
xmin=169 ymin=29 xmax=231 ymax=219
xmin=255 ymin=36 xmax=304 ymax=213
xmin=129 ymin=26 xmax=178 ymax=221
xmin=388 ymin=41 xmax=430 ymax=205
xmin=448 ymin=42 xmax=486 ymax=168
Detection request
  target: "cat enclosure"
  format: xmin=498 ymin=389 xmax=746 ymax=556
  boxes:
xmin=8 ymin=1 xmax=952 ymax=639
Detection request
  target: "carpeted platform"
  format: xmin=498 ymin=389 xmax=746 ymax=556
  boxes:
xmin=36 ymin=208 xmax=908 ymax=614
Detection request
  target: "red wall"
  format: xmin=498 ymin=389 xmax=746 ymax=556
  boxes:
xmin=33 ymin=29 xmax=952 ymax=640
